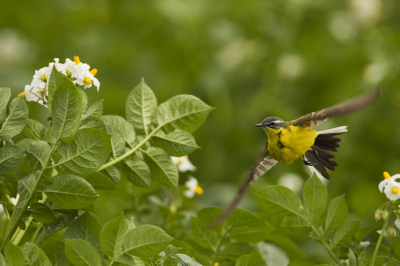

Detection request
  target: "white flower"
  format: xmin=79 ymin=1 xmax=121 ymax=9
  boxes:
xmin=383 ymin=178 xmax=400 ymax=201
xmin=21 ymin=56 xmax=100 ymax=106
xmin=184 ymin=176 xmax=203 ymax=198
xmin=0 ymin=194 xmax=19 ymax=215
xmin=75 ymin=70 xmax=100 ymax=90
xmin=379 ymin=172 xmax=398 ymax=192
xmin=171 ymin=156 xmax=197 ymax=172
xmin=24 ymin=84 xmax=46 ymax=106
xmin=65 ymin=57 xmax=90 ymax=78
xmin=33 ymin=66 xmax=51 ymax=82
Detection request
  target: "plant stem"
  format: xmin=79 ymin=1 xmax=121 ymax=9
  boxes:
xmin=213 ymin=228 xmax=232 ymax=264
xmin=311 ymin=225 xmax=342 ymax=265
xmin=0 ymin=141 xmax=59 ymax=252
xmin=371 ymin=208 xmax=391 ymax=266
xmin=97 ymin=125 xmax=162 ymax=172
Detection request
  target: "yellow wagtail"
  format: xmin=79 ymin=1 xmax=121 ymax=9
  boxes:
xmin=210 ymin=89 xmax=380 ymax=226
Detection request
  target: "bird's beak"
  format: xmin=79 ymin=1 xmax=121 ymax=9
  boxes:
xmin=254 ymin=123 xmax=264 ymax=127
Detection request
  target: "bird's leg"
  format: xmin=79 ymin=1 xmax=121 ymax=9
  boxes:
xmin=302 ymin=154 xmax=317 ymax=166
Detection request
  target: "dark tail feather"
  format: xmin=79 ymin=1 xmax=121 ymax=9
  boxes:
xmin=304 ymin=126 xmax=347 ymax=179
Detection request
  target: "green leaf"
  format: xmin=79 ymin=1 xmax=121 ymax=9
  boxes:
xmin=303 ymin=174 xmax=327 ymax=225
xmin=169 ymin=254 xmax=202 ymax=266
xmin=0 ymin=253 xmax=6 ymax=266
xmin=0 ymin=87 xmax=11 ymax=123
xmin=0 ymin=96 xmax=28 ymax=141
xmin=198 ymin=207 xmax=223 ymax=227
xmin=325 ymin=195 xmax=348 ymax=233
xmin=39 ymin=231 xmax=69 ymax=266
xmin=26 ymin=141 xmax=51 ymax=170
xmin=30 ymin=203 xmax=54 ymax=223
xmin=122 ymin=153 xmax=152 ymax=187
xmin=155 ymin=95 xmax=214 ymax=133
xmin=5 ymin=242 xmax=24 ymax=266
xmin=47 ymin=66 xmax=70 ymax=110
xmin=78 ymin=87 xmax=88 ymax=112
xmin=23 ymin=119 xmax=46 ymax=141
xmin=281 ymin=216 xmax=312 ymax=235
xmin=44 ymin=174 xmax=98 ymax=209
xmin=83 ymin=172 xmax=118 ymax=190
xmin=63 ymin=212 xmax=102 ymax=252
xmin=236 ymin=252 xmax=265 ymax=266
xmin=113 ymin=253 xmax=145 ymax=266
xmin=153 ymin=130 xmax=200 ymax=156
xmin=54 ymin=128 xmax=111 ymax=175
xmin=1 ymin=173 xmax=18 ymax=197
xmin=391 ymin=236 xmax=400 ymax=258
xmin=190 ymin=216 xmax=218 ymax=250
xmin=0 ymin=145 xmax=24 ymax=173
xmin=15 ymin=138 xmax=35 ymax=151
xmin=142 ymin=147 xmax=178 ymax=189
xmin=228 ymin=209 xmax=275 ymax=243
xmin=123 ymin=225 xmax=174 ymax=257
xmin=82 ymin=99 xmax=104 ymax=121
xmin=355 ymin=225 xmax=376 ymax=242
xmin=101 ymin=213 xmax=128 ymax=258
xmin=126 ymin=79 xmax=157 ymax=135
xmin=222 ymin=242 xmax=255 ymax=261
xmin=333 ymin=219 xmax=360 ymax=246
xmin=18 ymin=174 xmax=36 ymax=201
xmin=253 ymin=185 xmax=306 ymax=219
xmin=24 ymin=242 xmax=52 ymax=266
xmin=104 ymin=165 xmax=121 ymax=185
xmin=101 ymin=115 xmax=136 ymax=146
xmin=49 ymin=71 xmax=82 ymax=143
xmin=65 ymin=239 xmax=102 ymax=266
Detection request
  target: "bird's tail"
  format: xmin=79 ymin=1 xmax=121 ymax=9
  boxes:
xmin=304 ymin=126 xmax=348 ymax=179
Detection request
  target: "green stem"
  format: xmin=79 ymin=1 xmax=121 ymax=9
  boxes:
xmin=97 ymin=125 xmax=162 ymax=172
xmin=311 ymin=225 xmax=342 ymax=265
xmin=0 ymin=141 xmax=59 ymax=252
xmin=371 ymin=208 xmax=391 ymax=266
xmin=213 ymin=228 xmax=232 ymax=264
xmin=30 ymin=223 xmax=43 ymax=243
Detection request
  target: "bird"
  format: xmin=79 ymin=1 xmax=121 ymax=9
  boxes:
xmin=209 ymin=89 xmax=380 ymax=226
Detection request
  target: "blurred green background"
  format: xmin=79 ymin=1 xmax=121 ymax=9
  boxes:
xmin=1 ymin=0 xmax=399 ymax=256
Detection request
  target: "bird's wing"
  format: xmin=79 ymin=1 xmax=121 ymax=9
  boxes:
xmin=290 ymin=89 xmax=381 ymax=128
xmin=209 ymin=144 xmax=277 ymax=227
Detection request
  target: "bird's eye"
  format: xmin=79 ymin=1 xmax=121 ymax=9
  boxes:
xmin=270 ymin=122 xmax=275 ymax=126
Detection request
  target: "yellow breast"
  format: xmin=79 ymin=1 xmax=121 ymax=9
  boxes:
xmin=265 ymin=125 xmax=318 ymax=164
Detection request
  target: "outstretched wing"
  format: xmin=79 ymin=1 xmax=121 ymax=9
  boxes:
xmin=290 ymin=89 xmax=380 ymax=128
xmin=209 ymin=143 xmax=277 ymax=227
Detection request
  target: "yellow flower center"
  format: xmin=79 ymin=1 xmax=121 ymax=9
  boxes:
xmin=84 ymin=77 xmax=92 ymax=85
xmin=177 ymin=159 xmax=183 ymax=165
xmin=195 ymin=185 xmax=203 ymax=195
xmin=18 ymin=92 xmax=26 ymax=98
xmin=74 ymin=56 xmax=80 ymax=64
xmin=383 ymin=171 xmax=391 ymax=179
xmin=392 ymin=187 xmax=399 ymax=194
xmin=40 ymin=74 xmax=48 ymax=82
xmin=90 ymin=69 xmax=98 ymax=76
xmin=214 ymin=263 xmax=219 ymax=266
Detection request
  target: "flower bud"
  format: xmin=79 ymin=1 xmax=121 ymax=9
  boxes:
xmin=381 ymin=210 xmax=389 ymax=220
xmin=375 ymin=210 xmax=382 ymax=220
xmin=387 ymin=227 xmax=396 ymax=237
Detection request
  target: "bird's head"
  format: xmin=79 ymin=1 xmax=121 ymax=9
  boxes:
xmin=254 ymin=117 xmax=286 ymax=130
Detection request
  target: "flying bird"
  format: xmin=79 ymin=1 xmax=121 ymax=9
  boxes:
xmin=210 ymin=89 xmax=380 ymax=226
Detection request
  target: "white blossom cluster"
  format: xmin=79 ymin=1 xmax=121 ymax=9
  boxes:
xmin=22 ymin=56 xmax=99 ymax=106
xmin=379 ymin=172 xmax=400 ymax=201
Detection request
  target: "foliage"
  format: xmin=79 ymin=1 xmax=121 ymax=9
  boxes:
xmin=0 ymin=67 xmax=399 ymax=265
xmin=0 ymin=72 xmax=216 ymax=265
